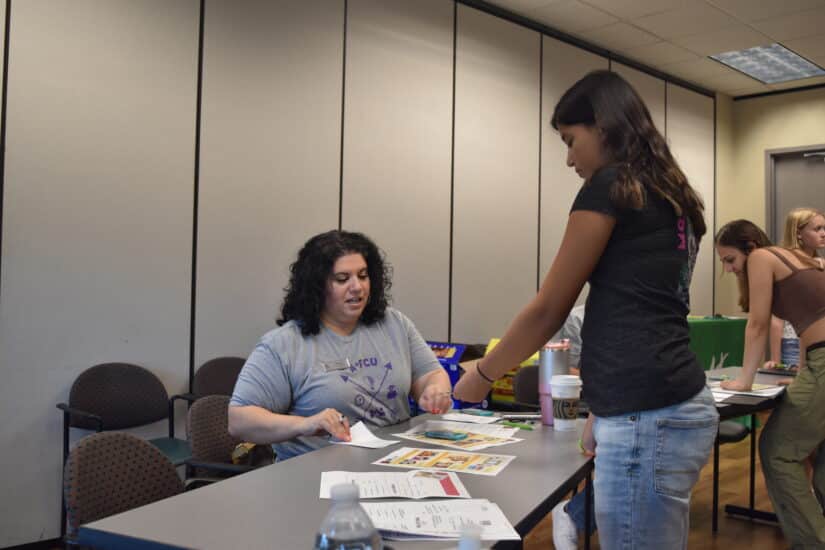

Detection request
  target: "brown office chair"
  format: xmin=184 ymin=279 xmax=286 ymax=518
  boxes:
xmin=185 ymin=395 xmax=273 ymax=482
xmin=168 ymin=356 xmax=246 ymax=409
xmin=512 ymin=365 xmax=541 ymax=410
xmin=192 ymin=356 xmax=245 ymax=398
xmin=56 ymin=363 xmax=190 ymax=536
xmin=63 ymin=432 xmax=184 ymax=543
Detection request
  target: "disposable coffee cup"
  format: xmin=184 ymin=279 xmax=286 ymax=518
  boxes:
xmin=550 ymin=375 xmax=582 ymax=431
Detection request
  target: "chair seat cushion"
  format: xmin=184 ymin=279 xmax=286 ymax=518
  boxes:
xmin=149 ymin=437 xmax=191 ymax=466
xmin=718 ymin=420 xmax=749 ymax=443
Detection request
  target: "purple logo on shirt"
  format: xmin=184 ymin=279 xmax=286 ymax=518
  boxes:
xmin=676 ymin=217 xmax=687 ymax=250
xmin=341 ymin=361 xmax=399 ymax=422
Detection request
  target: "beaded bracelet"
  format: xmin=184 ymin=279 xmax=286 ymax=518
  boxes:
xmin=476 ymin=361 xmax=495 ymax=384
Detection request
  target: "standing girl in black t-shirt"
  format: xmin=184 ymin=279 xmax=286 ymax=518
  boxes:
xmin=454 ymin=70 xmax=718 ymax=550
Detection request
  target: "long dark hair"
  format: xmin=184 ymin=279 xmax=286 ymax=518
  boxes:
xmin=714 ymin=219 xmax=772 ymax=312
xmin=551 ymin=70 xmax=706 ymax=239
xmin=278 ymin=230 xmax=392 ymax=335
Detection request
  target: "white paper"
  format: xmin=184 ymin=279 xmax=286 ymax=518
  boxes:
xmin=373 ymin=446 xmax=515 ymax=477
xmin=708 ymin=381 xmax=786 ymax=401
xmin=362 ymin=499 xmax=520 ymax=541
xmin=441 ymin=412 xmax=500 ymax=424
xmin=319 ymin=470 xmax=471 ymax=499
xmin=331 ymin=421 xmax=398 ymax=449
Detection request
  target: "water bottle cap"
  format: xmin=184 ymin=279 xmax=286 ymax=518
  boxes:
xmin=330 ymin=483 xmax=359 ymax=502
xmin=457 ymin=523 xmax=482 ymax=550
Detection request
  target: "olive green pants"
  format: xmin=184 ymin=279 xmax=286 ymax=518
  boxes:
xmin=760 ymin=347 xmax=825 ymax=550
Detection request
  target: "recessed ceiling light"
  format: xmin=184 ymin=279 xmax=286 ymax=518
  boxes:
xmin=710 ymin=43 xmax=825 ymax=84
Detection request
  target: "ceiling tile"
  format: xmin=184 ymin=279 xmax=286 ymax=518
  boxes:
xmin=577 ymin=22 xmax=659 ymax=51
xmin=526 ymin=0 xmax=618 ymax=33
xmin=708 ymin=0 xmax=825 ymax=22
xmin=702 ymin=69 xmax=763 ymax=92
xmin=619 ymin=41 xmax=700 ymax=67
xmin=727 ymin=84 xmax=772 ymax=97
xmin=783 ymin=34 xmax=825 ymax=60
xmin=768 ymin=74 xmax=825 ymax=90
xmin=659 ymin=56 xmax=733 ymax=81
xmin=674 ymin=25 xmax=773 ymax=56
xmin=751 ymin=7 xmax=825 ymax=41
xmin=634 ymin=3 xmax=741 ymax=39
xmin=578 ymin=0 xmax=687 ymax=20
xmin=484 ymin=0 xmax=564 ymax=14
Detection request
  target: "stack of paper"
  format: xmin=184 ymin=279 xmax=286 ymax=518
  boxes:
xmin=362 ymin=499 xmax=520 ymax=541
xmin=319 ymin=470 xmax=470 ymax=500
xmin=373 ymin=446 xmax=515 ymax=477
xmin=441 ymin=412 xmax=501 ymax=424
xmin=330 ymin=421 xmax=398 ymax=448
xmin=708 ymin=381 xmax=785 ymax=402
xmin=393 ymin=420 xmax=521 ymax=451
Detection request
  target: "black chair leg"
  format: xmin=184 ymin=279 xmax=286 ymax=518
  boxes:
xmin=749 ymin=413 xmax=756 ymax=513
xmin=61 ymin=410 xmax=69 ymax=539
xmin=584 ymin=469 xmax=593 ymax=550
xmin=713 ymin=433 xmax=720 ymax=533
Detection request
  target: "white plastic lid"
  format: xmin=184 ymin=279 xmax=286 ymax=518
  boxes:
xmin=457 ymin=524 xmax=482 ymax=550
xmin=330 ymin=483 xmax=359 ymax=502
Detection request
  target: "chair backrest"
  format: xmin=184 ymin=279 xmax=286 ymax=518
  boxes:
xmin=193 ymin=357 xmax=245 ymax=398
xmin=68 ymin=363 xmax=169 ymax=430
xmin=187 ymin=395 xmax=240 ymax=464
xmin=63 ymin=432 xmax=183 ymax=541
xmin=512 ymin=365 xmax=539 ymax=406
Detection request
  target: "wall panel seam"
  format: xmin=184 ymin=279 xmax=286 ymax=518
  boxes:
xmin=189 ymin=0 xmax=206 ymax=392
xmin=0 ymin=0 xmax=11 ymax=309
xmin=338 ymin=0 xmax=348 ymax=231
xmin=448 ymin=0 xmax=457 ymax=342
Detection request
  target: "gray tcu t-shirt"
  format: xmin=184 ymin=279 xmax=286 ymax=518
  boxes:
xmin=230 ymin=307 xmax=441 ymax=460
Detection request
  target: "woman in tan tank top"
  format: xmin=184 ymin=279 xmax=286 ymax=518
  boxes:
xmin=764 ymin=208 xmax=825 ymax=371
xmin=715 ymin=214 xmax=825 ymax=548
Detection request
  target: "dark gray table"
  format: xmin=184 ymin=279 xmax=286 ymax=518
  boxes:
xmin=707 ymin=367 xmax=787 ymax=531
xmin=78 ymin=415 xmax=592 ymax=549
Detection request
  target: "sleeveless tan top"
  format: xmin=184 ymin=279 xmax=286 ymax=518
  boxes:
xmin=766 ymin=248 xmax=825 ymax=336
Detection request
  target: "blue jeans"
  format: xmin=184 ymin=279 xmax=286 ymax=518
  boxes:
xmin=566 ymin=487 xmax=597 ymax=535
xmin=591 ymin=387 xmax=718 ymax=550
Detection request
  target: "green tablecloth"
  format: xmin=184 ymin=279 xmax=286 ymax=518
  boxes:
xmin=688 ymin=316 xmax=746 ymax=370
xmin=688 ymin=316 xmax=754 ymax=428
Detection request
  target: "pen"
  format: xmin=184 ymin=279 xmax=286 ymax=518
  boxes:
xmin=500 ymin=420 xmax=534 ymax=430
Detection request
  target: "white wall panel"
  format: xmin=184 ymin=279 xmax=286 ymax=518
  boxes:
xmin=195 ymin=0 xmax=343 ymax=365
xmin=0 ymin=1 xmax=198 ymax=544
xmin=540 ymin=38 xmax=608 ymax=293
xmin=667 ymin=84 xmax=715 ymax=315
xmin=342 ymin=0 xmax=453 ymax=340
xmin=613 ymin=62 xmax=666 ymax=136
xmin=452 ymin=6 xmax=540 ymax=343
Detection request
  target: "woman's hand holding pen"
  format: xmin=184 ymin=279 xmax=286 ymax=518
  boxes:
xmin=303 ymin=408 xmax=351 ymax=441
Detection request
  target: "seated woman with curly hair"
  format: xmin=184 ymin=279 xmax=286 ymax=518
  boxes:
xmin=228 ymin=230 xmax=452 ymax=460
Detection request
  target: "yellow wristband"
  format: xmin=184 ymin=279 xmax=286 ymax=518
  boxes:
xmin=578 ymin=438 xmax=587 ymax=454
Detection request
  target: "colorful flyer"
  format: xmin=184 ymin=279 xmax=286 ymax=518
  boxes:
xmin=392 ymin=420 xmax=521 ymax=451
xmin=373 ymin=446 xmax=515 ymax=477
xmin=319 ymin=470 xmax=470 ymax=499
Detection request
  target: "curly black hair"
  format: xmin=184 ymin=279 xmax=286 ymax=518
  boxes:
xmin=277 ymin=230 xmax=392 ymax=335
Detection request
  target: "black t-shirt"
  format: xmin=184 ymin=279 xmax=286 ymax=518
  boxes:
xmin=571 ymin=165 xmax=705 ymax=417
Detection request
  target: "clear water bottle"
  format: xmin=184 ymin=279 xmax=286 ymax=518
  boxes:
xmin=780 ymin=321 xmax=800 ymax=368
xmin=314 ymin=483 xmax=382 ymax=550
xmin=456 ymin=524 xmax=483 ymax=550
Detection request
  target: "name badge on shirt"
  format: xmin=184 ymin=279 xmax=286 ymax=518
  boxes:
xmin=320 ymin=359 xmax=350 ymax=373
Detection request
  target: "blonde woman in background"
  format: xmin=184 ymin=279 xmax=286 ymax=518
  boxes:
xmin=764 ymin=208 xmax=825 ymax=371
